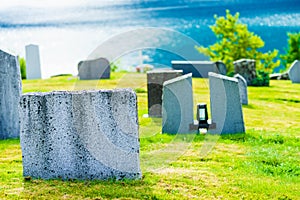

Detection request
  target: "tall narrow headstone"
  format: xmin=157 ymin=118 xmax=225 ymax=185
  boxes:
xmin=209 ymin=72 xmax=245 ymax=134
xmin=78 ymin=58 xmax=110 ymax=80
xmin=233 ymin=59 xmax=256 ymax=86
xmin=147 ymin=70 xmax=182 ymax=117
xmin=0 ymin=49 xmax=22 ymax=139
xmin=288 ymin=60 xmax=300 ymax=84
xmin=20 ymin=89 xmax=141 ymax=180
xmin=234 ymin=74 xmax=248 ymax=105
xmin=25 ymin=44 xmax=42 ymax=79
xmin=162 ymin=73 xmax=194 ymax=134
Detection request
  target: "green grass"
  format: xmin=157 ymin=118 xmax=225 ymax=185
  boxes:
xmin=1 ymin=72 xmax=299 ymax=199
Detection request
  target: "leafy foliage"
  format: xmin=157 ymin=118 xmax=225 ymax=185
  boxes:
xmin=280 ymin=32 xmax=300 ymax=69
xmin=19 ymin=57 xmax=26 ymax=79
xmin=251 ymin=70 xmax=270 ymax=86
xmin=196 ymin=10 xmax=280 ymax=74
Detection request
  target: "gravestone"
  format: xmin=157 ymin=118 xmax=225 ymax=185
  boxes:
xmin=78 ymin=58 xmax=110 ymax=80
xmin=233 ymin=59 xmax=256 ymax=86
xmin=0 ymin=49 xmax=22 ymax=139
xmin=25 ymin=44 xmax=42 ymax=79
xmin=162 ymin=73 xmax=194 ymax=134
xmin=288 ymin=60 xmax=300 ymax=83
xmin=171 ymin=60 xmax=227 ymax=78
xmin=20 ymin=89 xmax=141 ymax=180
xmin=147 ymin=70 xmax=183 ymax=117
xmin=234 ymin=74 xmax=248 ymax=105
xmin=209 ymin=72 xmax=245 ymax=134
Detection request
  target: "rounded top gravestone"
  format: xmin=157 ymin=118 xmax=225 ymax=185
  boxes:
xmin=288 ymin=60 xmax=300 ymax=84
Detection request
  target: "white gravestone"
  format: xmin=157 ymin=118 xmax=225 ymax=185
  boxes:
xmin=288 ymin=60 xmax=300 ymax=84
xmin=234 ymin=74 xmax=248 ymax=105
xmin=25 ymin=44 xmax=42 ymax=79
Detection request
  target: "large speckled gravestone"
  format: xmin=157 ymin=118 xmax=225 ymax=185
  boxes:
xmin=147 ymin=70 xmax=182 ymax=117
xmin=234 ymin=59 xmax=256 ymax=86
xmin=0 ymin=49 xmax=22 ymax=139
xmin=171 ymin=60 xmax=227 ymax=78
xmin=25 ymin=44 xmax=42 ymax=79
xmin=20 ymin=89 xmax=141 ymax=180
xmin=162 ymin=73 xmax=194 ymax=134
xmin=234 ymin=74 xmax=248 ymax=105
xmin=288 ymin=60 xmax=300 ymax=83
xmin=78 ymin=58 xmax=110 ymax=80
xmin=209 ymin=72 xmax=245 ymax=134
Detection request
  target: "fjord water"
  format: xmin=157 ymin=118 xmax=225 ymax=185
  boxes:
xmin=0 ymin=0 xmax=299 ymax=77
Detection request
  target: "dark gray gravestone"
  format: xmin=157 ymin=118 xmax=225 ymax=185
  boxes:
xmin=209 ymin=72 xmax=245 ymax=134
xmin=20 ymin=89 xmax=141 ymax=180
xmin=288 ymin=60 xmax=300 ymax=84
xmin=171 ymin=61 xmax=227 ymax=78
xmin=234 ymin=74 xmax=248 ymax=105
xmin=147 ymin=70 xmax=183 ymax=117
xmin=233 ymin=59 xmax=256 ymax=86
xmin=162 ymin=73 xmax=194 ymax=134
xmin=0 ymin=49 xmax=22 ymax=139
xmin=78 ymin=57 xmax=110 ymax=80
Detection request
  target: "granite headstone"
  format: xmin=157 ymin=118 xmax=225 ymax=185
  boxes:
xmin=147 ymin=70 xmax=183 ymax=117
xmin=78 ymin=58 xmax=110 ymax=80
xmin=234 ymin=74 xmax=248 ymax=105
xmin=209 ymin=72 xmax=245 ymax=134
xmin=288 ymin=60 xmax=300 ymax=84
xmin=20 ymin=89 xmax=141 ymax=180
xmin=162 ymin=73 xmax=194 ymax=134
xmin=0 ymin=49 xmax=22 ymax=139
xmin=25 ymin=44 xmax=42 ymax=79
xmin=233 ymin=59 xmax=256 ymax=86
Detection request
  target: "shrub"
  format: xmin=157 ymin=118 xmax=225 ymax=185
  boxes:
xmin=251 ymin=70 xmax=270 ymax=86
xmin=196 ymin=10 xmax=280 ymax=75
xmin=19 ymin=57 xmax=26 ymax=79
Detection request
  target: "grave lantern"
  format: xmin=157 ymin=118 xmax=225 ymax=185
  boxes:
xmin=197 ymin=103 xmax=209 ymax=129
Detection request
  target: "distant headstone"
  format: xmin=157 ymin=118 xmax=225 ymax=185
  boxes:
xmin=288 ymin=60 xmax=300 ymax=83
xmin=0 ymin=50 xmax=22 ymax=139
xmin=25 ymin=44 xmax=42 ymax=79
xmin=209 ymin=72 xmax=245 ymax=134
xmin=147 ymin=70 xmax=183 ymax=117
xmin=234 ymin=59 xmax=256 ymax=86
xmin=171 ymin=60 xmax=227 ymax=78
xmin=20 ymin=89 xmax=141 ymax=180
xmin=78 ymin=58 xmax=110 ymax=80
xmin=162 ymin=73 xmax=194 ymax=134
xmin=234 ymin=74 xmax=248 ymax=105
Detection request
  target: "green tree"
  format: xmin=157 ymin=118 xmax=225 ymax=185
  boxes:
xmin=196 ymin=10 xmax=280 ymax=74
xmin=19 ymin=57 xmax=26 ymax=79
xmin=280 ymin=32 xmax=300 ymax=70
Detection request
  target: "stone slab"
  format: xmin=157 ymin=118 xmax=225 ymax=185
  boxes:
xmin=233 ymin=59 xmax=256 ymax=86
xmin=25 ymin=44 xmax=42 ymax=79
xmin=209 ymin=72 xmax=245 ymax=134
xmin=162 ymin=73 xmax=194 ymax=134
xmin=78 ymin=58 xmax=110 ymax=80
xmin=288 ymin=60 xmax=300 ymax=83
xmin=147 ymin=70 xmax=183 ymax=117
xmin=0 ymin=49 xmax=22 ymax=139
xmin=234 ymin=74 xmax=248 ymax=105
xmin=171 ymin=60 xmax=227 ymax=78
xmin=20 ymin=89 xmax=141 ymax=180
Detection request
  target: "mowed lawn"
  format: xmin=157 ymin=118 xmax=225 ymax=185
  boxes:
xmin=0 ymin=72 xmax=299 ymax=199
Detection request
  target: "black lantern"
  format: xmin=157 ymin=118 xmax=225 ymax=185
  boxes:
xmin=197 ymin=103 xmax=209 ymax=129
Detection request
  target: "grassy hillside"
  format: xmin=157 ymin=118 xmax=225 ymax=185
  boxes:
xmin=1 ymin=72 xmax=299 ymax=199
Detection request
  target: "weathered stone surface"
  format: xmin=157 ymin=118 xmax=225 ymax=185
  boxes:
xmin=288 ymin=60 xmax=300 ymax=83
xmin=209 ymin=72 xmax=245 ymax=134
xmin=25 ymin=44 xmax=42 ymax=79
xmin=0 ymin=49 xmax=22 ymax=139
xmin=162 ymin=73 xmax=194 ymax=134
xmin=270 ymin=72 xmax=290 ymax=80
xmin=147 ymin=70 xmax=182 ymax=117
xmin=234 ymin=59 xmax=256 ymax=86
xmin=171 ymin=61 xmax=227 ymax=78
xmin=20 ymin=89 xmax=141 ymax=180
xmin=78 ymin=58 xmax=110 ymax=80
xmin=234 ymin=74 xmax=248 ymax=105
